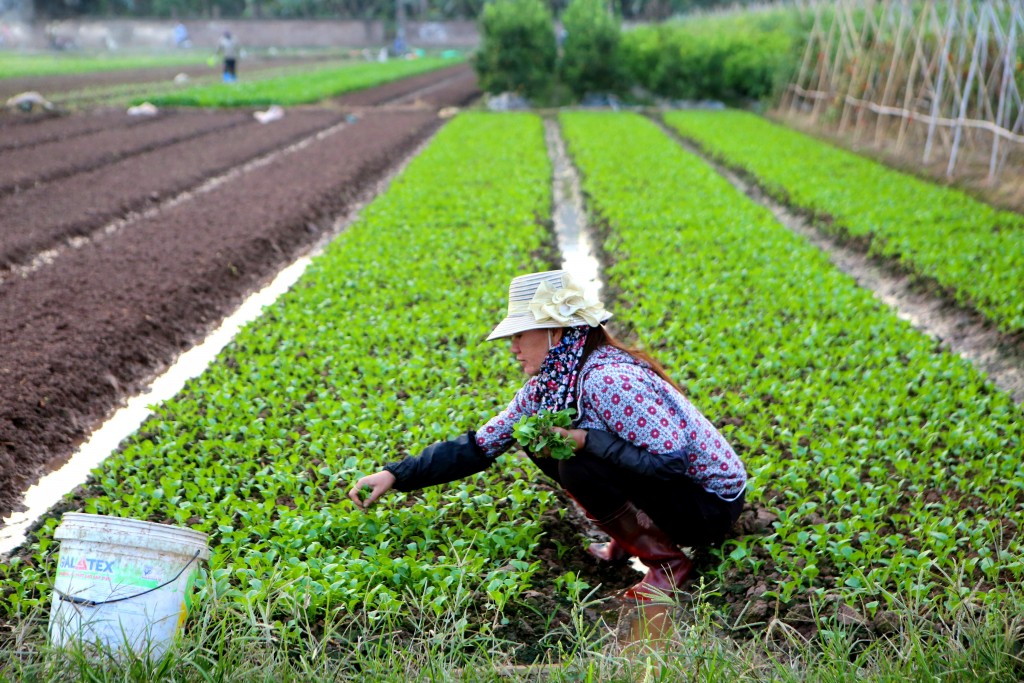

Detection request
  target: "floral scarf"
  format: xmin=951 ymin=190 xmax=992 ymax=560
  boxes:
xmin=536 ymin=326 xmax=589 ymax=414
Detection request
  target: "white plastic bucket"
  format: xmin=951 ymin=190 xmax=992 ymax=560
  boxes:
xmin=48 ymin=513 xmax=210 ymax=660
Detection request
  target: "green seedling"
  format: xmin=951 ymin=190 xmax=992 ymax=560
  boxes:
xmin=359 ymin=485 xmax=374 ymax=504
xmin=560 ymin=110 xmax=1024 ymax=612
xmin=513 ymin=408 xmax=577 ymax=460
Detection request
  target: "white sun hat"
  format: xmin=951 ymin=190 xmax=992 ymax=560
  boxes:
xmin=486 ymin=270 xmax=612 ymax=341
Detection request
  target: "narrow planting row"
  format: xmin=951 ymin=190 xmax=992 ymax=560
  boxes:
xmin=664 ymin=110 xmax=1024 ymax=335
xmin=334 ymin=62 xmax=476 ymax=107
xmin=0 ymin=110 xmax=157 ymax=153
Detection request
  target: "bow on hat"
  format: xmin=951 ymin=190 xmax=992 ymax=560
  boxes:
xmin=528 ymin=278 xmax=609 ymax=326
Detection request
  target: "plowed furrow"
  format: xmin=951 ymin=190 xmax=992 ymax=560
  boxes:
xmin=0 ymin=110 xmax=442 ymax=516
xmin=0 ymin=109 xmax=343 ymax=268
xmin=0 ymin=109 xmax=247 ymax=196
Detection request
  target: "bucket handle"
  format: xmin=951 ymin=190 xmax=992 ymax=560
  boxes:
xmin=54 ymin=549 xmax=202 ymax=608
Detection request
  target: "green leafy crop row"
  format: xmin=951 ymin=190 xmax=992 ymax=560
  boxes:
xmin=559 ymin=111 xmax=1024 ymax=612
xmin=664 ymin=110 xmax=1024 ymax=335
xmin=1 ymin=112 xmax=554 ymax=630
xmin=0 ymin=52 xmax=209 ymax=80
xmin=142 ymin=56 xmax=460 ymax=107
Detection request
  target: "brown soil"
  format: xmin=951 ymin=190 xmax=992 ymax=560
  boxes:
xmin=334 ymin=62 xmax=475 ymax=108
xmin=388 ymin=67 xmax=480 ymax=109
xmin=0 ymin=66 xmax=478 ymax=519
xmin=0 ymin=109 xmax=343 ymax=269
xmin=0 ymin=109 xmax=249 ymax=196
xmin=0 ymin=109 xmax=156 ymax=152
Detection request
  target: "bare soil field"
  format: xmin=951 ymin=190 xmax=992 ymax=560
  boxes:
xmin=0 ymin=64 xmax=479 ymax=518
xmin=0 ymin=110 xmax=158 ymax=151
xmin=0 ymin=109 xmax=249 ymax=196
xmin=0 ymin=109 xmax=343 ymax=268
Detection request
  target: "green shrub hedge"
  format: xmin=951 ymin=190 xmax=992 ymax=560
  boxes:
xmin=474 ymin=0 xmax=557 ymax=100
xmin=559 ymin=0 xmax=626 ymax=98
xmin=474 ymin=4 xmax=809 ymax=105
xmin=620 ymin=8 xmax=810 ymax=102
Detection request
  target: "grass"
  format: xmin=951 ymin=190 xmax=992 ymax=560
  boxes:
xmin=140 ymin=56 xmax=463 ymax=107
xmin=0 ymin=52 xmax=212 ymax=79
xmin=46 ymin=61 xmax=333 ymax=109
xmin=0 ymin=47 xmax=362 ymax=81
xmin=3 ymin=578 xmax=1022 ymax=681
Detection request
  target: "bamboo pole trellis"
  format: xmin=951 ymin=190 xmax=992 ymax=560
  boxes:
xmin=780 ymin=0 xmax=1024 ymax=184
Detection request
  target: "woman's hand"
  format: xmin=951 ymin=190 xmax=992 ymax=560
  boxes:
xmin=551 ymin=427 xmax=587 ymax=452
xmin=347 ymin=470 xmax=396 ymax=510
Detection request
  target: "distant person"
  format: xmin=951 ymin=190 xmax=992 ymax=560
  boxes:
xmin=217 ymin=31 xmax=239 ymax=82
xmin=173 ymin=23 xmax=191 ymax=49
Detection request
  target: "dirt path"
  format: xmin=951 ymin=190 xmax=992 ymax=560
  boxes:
xmin=334 ymin=62 xmax=474 ymax=107
xmin=0 ymin=67 xmax=478 ymax=519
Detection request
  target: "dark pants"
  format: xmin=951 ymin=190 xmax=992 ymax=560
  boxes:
xmin=224 ymin=58 xmax=237 ymax=77
xmin=529 ymin=452 xmax=744 ymax=548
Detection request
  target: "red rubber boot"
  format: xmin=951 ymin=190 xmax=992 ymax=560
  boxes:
xmin=587 ymin=537 xmax=631 ymax=563
xmin=593 ymin=502 xmax=694 ymax=602
xmin=565 ymin=491 xmax=632 ymax=563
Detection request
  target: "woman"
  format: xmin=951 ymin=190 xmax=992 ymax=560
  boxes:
xmin=348 ymin=270 xmax=747 ymax=602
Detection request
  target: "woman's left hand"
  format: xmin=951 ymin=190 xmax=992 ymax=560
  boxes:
xmin=551 ymin=427 xmax=587 ymax=452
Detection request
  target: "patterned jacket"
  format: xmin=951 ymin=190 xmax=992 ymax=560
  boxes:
xmin=386 ymin=346 xmax=747 ymax=501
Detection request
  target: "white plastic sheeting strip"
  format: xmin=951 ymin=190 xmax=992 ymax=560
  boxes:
xmin=0 ymin=255 xmax=313 ymax=556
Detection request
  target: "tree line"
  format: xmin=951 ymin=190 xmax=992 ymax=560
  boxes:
xmin=33 ymin=0 xmax=781 ymax=22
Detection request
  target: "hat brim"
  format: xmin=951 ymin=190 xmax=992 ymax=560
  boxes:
xmin=485 ymin=312 xmax=612 ymax=341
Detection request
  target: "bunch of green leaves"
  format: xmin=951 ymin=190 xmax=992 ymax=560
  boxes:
xmin=512 ymin=409 xmax=577 ymax=460
xmin=664 ymin=110 xmax=1024 ymax=334
xmin=560 ymin=111 xmax=1024 ymax=613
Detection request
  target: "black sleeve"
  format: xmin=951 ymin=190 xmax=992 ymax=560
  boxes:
xmin=581 ymin=429 xmax=690 ymax=480
xmin=383 ymin=431 xmax=493 ymax=492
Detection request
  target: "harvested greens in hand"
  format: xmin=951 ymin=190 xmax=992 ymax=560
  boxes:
xmin=513 ymin=409 xmax=576 ymax=460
